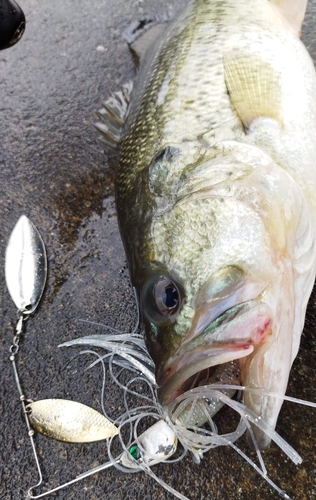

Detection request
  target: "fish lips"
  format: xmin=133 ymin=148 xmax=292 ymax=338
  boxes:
xmin=157 ymin=300 xmax=272 ymax=406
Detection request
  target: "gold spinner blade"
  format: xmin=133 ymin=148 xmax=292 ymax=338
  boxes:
xmin=26 ymin=399 xmax=118 ymax=443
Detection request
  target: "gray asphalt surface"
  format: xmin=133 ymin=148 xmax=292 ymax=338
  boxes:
xmin=0 ymin=1 xmax=315 ymax=499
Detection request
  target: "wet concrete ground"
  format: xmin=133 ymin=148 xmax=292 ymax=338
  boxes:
xmin=0 ymin=1 xmax=315 ymax=499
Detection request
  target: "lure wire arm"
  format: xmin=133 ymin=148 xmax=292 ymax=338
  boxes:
xmin=9 ymin=314 xmax=44 ymax=495
xmin=27 ymin=459 xmax=121 ymax=499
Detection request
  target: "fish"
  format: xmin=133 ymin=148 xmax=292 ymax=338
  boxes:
xmin=96 ymin=0 xmax=316 ymax=451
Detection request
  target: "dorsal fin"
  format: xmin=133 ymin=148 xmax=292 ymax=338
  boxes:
xmin=94 ymin=81 xmax=133 ymax=149
xmin=270 ymin=0 xmax=308 ymax=35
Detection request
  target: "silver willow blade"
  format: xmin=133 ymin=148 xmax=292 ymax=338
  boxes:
xmin=5 ymin=214 xmax=47 ymax=314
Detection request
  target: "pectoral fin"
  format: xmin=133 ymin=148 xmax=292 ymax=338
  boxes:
xmin=270 ymin=0 xmax=308 ymax=35
xmin=223 ymin=53 xmax=283 ymax=130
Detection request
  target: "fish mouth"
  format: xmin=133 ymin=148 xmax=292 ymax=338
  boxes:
xmin=157 ymin=299 xmax=272 ymax=406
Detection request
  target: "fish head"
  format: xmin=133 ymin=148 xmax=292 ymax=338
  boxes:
xmin=132 ymin=149 xmax=310 ymax=447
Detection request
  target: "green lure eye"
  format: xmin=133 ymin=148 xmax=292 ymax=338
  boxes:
xmin=129 ymin=444 xmax=141 ymax=460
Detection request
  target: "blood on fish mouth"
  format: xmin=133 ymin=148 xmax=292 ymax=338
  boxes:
xmin=157 ymin=299 xmax=272 ymax=406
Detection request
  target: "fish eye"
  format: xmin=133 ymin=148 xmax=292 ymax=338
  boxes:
xmin=142 ymin=275 xmax=183 ymax=325
xmin=153 ymin=278 xmax=180 ymax=315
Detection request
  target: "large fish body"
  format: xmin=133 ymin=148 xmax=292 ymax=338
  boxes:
xmin=107 ymin=0 xmax=316 ymax=447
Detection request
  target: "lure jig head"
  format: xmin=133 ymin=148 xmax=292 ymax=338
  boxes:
xmin=0 ymin=0 xmax=26 ymax=50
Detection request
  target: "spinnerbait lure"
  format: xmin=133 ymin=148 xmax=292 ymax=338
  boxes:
xmin=5 ymin=217 xmax=179 ymax=500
